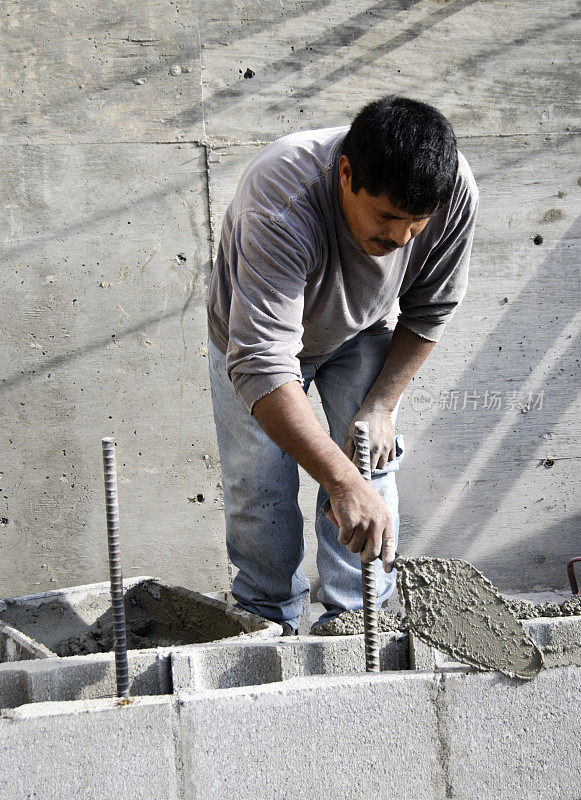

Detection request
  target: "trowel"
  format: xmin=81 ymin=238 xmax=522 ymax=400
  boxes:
xmin=394 ymin=554 xmax=544 ymax=680
xmin=323 ymin=426 xmax=544 ymax=681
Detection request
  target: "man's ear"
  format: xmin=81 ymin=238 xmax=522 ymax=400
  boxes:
xmin=338 ymin=154 xmax=352 ymax=192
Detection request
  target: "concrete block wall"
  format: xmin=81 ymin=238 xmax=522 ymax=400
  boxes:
xmin=0 ymin=631 xmax=407 ymax=706
xmin=1 ymin=665 xmax=579 ymax=800
xmin=1 ymin=613 xmax=579 ymax=708
xmin=0 ymin=611 xmax=579 ymax=799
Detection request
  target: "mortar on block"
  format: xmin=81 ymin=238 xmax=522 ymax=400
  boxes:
xmin=0 ymin=576 xmax=281 ymax=662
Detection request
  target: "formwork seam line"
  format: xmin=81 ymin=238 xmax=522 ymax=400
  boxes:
xmin=15 ymin=132 xmax=577 ymax=147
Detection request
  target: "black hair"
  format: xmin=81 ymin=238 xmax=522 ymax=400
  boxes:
xmin=341 ymin=96 xmax=458 ymax=215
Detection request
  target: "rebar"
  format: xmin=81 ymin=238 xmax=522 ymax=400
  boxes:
xmin=354 ymin=421 xmax=380 ymax=673
xmin=101 ymin=437 xmax=130 ymax=698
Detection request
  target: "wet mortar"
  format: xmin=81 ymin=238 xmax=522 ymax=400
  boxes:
xmin=392 ymin=555 xmax=545 ymax=680
xmin=505 ymin=595 xmax=581 ymax=619
xmin=313 ymin=592 xmax=581 ymax=636
xmin=0 ymin=580 xmax=247 ymax=657
xmin=312 ymin=557 xmax=580 ymax=679
xmin=312 ymin=609 xmax=405 ymax=636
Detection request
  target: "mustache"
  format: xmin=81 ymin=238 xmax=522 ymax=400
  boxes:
xmin=372 ymin=237 xmax=401 ymax=249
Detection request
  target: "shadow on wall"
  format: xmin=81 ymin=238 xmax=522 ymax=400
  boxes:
xmin=0 ymin=267 xmax=210 ymax=395
xmin=171 ymin=0 xmax=574 ymax=135
xmin=399 ymin=214 xmax=580 ymax=581
xmin=472 ymin=511 xmax=581 ymax=591
xmin=169 ymin=0 xmax=480 ymax=131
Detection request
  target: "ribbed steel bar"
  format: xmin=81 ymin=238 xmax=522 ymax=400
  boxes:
xmin=101 ymin=437 xmax=130 ymax=698
xmin=354 ymin=421 xmax=380 ymax=673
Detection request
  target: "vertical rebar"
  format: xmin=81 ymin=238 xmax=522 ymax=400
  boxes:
xmin=354 ymin=421 xmax=380 ymax=673
xmin=101 ymin=437 xmax=130 ymax=698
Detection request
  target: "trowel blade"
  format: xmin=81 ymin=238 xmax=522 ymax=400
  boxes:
xmin=395 ymin=556 xmax=544 ymax=680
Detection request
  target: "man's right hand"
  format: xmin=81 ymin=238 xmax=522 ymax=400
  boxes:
xmin=253 ymin=380 xmax=396 ymax=573
xmin=326 ymin=477 xmax=396 ymax=572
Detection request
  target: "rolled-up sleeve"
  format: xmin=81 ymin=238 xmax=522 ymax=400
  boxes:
xmin=398 ymin=182 xmax=479 ymax=342
xmin=225 ymin=211 xmax=311 ymax=412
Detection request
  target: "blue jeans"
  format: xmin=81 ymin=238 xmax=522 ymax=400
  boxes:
xmin=208 ymin=331 xmax=404 ymax=630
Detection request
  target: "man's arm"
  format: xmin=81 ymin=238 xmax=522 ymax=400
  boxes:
xmin=253 ymin=382 xmax=396 ymax=571
xmin=344 ymin=322 xmax=435 ymax=469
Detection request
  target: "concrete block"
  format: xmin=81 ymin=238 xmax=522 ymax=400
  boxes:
xmin=0 ymin=666 xmax=28 ymax=711
xmin=0 ymin=696 xmax=181 ymax=800
xmin=179 ymin=672 xmax=445 ymax=800
xmin=22 ymin=650 xmax=172 ymax=704
xmin=409 ymin=632 xmax=437 ymax=671
xmin=0 ymin=621 xmax=52 ymax=662
xmin=524 ymin=616 xmax=581 ymax=667
xmin=0 ymin=650 xmax=172 ymax=709
xmin=171 ymin=632 xmax=408 ymax=691
xmin=443 ymin=667 xmax=581 ymax=800
xmin=409 ymin=633 xmax=468 ymax=672
xmin=277 ymin=632 xmax=407 ymax=680
xmin=0 ymin=576 xmax=149 ymax=654
xmin=0 ymin=578 xmax=280 ymax=667
xmin=172 ymin=643 xmax=280 ymax=691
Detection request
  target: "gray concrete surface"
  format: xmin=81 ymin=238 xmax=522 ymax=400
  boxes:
xmin=445 ymin=667 xmax=581 ymax=800
xmin=0 ymin=0 xmax=579 ymax=601
xmin=180 ymin=672 xmax=444 ymax=800
xmin=0 ymin=696 xmax=182 ymax=800
xmin=0 ymin=630 xmax=408 ymax=706
xmin=0 ymin=607 xmax=579 ymax=799
xmin=0 ymin=577 xmax=281 ymax=659
xmin=0 ymin=650 xmax=172 ymax=707
xmin=0 ymin=621 xmax=52 ymax=662
xmin=3 ymin=665 xmax=577 ymax=800
xmin=171 ymin=630 xmax=407 ymax=690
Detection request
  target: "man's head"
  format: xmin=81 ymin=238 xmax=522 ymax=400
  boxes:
xmin=339 ymin=96 xmax=458 ymax=257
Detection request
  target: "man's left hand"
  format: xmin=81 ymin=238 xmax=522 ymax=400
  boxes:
xmin=344 ymin=405 xmax=396 ymax=471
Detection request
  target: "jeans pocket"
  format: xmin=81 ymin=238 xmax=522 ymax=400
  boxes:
xmin=371 ymin=434 xmax=405 ymax=476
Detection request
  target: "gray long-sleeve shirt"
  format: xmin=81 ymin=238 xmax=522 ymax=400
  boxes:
xmin=207 ymin=127 xmax=478 ymax=412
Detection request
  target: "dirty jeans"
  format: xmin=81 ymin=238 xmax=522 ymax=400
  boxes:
xmin=208 ymin=331 xmax=404 ymax=630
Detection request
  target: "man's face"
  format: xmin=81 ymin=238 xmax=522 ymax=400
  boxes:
xmin=338 ymin=155 xmax=434 ymax=257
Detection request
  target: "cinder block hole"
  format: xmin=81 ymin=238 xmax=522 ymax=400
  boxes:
xmin=0 ymin=579 xmax=266 ymax=660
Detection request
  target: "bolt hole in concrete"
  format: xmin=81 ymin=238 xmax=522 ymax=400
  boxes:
xmin=0 ymin=580 xmax=274 ymax=659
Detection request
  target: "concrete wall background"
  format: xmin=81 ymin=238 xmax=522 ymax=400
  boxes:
xmin=1 ymin=0 xmax=579 ymax=599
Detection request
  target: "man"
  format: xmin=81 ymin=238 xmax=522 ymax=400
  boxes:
xmin=207 ymin=96 xmax=478 ymax=633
